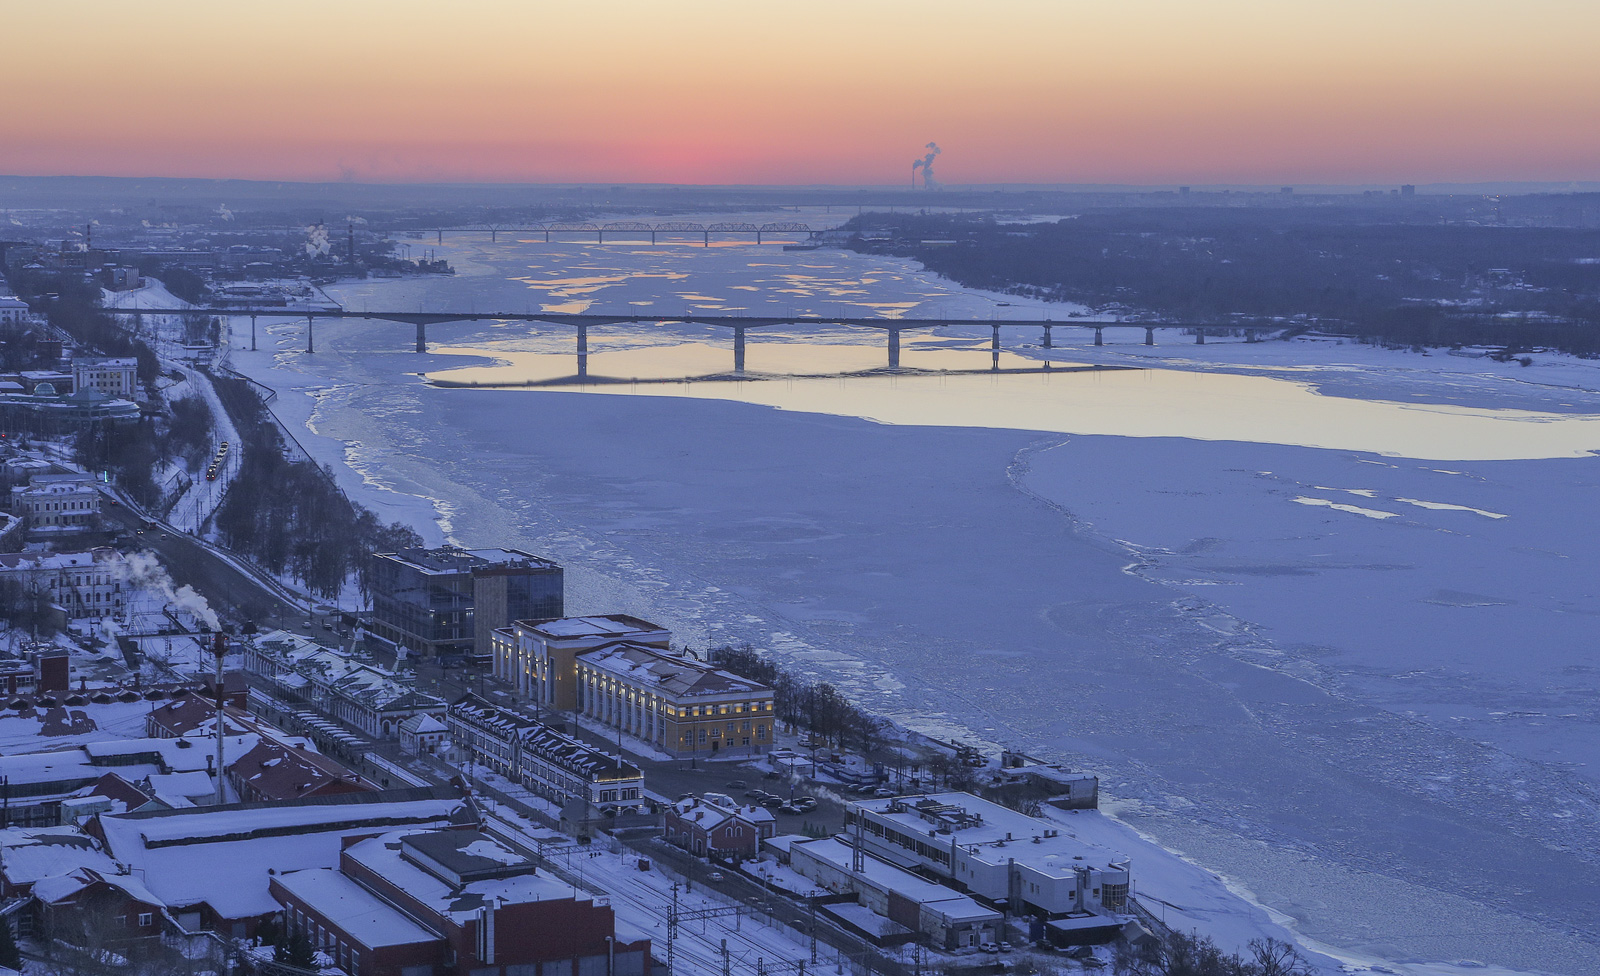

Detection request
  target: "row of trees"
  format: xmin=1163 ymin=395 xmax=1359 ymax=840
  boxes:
xmin=1114 ymin=933 xmax=1314 ymax=976
xmin=706 ymin=644 xmax=882 ymax=752
xmin=209 ymin=373 xmax=421 ymax=603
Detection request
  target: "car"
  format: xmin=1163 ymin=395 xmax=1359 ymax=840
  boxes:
xmin=726 ymin=779 xmax=748 ymax=789
xmin=779 ymin=802 xmax=802 ymax=814
xmin=761 ymin=797 xmax=784 ymax=810
xmin=999 ymin=942 xmax=1013 ymax=953
xmin=744 ymin=789 xmax=766 ymax=799
xmin=707 ymin=871 xmax=725 ymax=882
xmin=873 ymin=787 xmax=896 ymax=797
xmin=980 ymin=942 xmax=1000 ymax=954
xmin=795 ymin=799 xmax=819 ymax=812
xmin=797 ymin=795 xmax=818 ymax=805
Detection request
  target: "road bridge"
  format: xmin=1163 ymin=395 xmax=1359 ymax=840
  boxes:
xmin=404 ymin=220 xmax=828 ymax=245
xmin=104 ymin=305 xmax=1266 ymax=373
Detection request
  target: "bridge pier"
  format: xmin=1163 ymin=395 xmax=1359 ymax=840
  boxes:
xmin=491 ymin=229 xmax=497 ymax=243
xmin=733 ymin=327 xmax=746 ymax=372
xmin=1042 ymin=325 xmax=1052 ymax=349
xmin=544 ymin=230 xmax=551 ymax=243
xmin=1145 ymin=327 xmax=1155 ymax=346
xmin=416 ymin=322 xmax=427 ymax=354
xmin=1094 ymin=327 xmax=1103 ymax=347
xmin=577 ymin=325 xmax=588 ymax=378
xmin=1195 ymin=328 xmax=1206 ymax=345
xmin=437 ymin=230 xmax=442 ymax=244
xmin=887 ymin=329 xmax=901 ymax=369
xmin=651 ymin=231 xmax=657 ymax=245
xmin=991 ymin=325 xmax=1001 ymax=351
xmin=702 ymin=231 xmax=709 ymax=248
xmin=306 ymin=316 xmax=315 ymax=354
xmin=250 ymin=315 xmax=257 ymax=352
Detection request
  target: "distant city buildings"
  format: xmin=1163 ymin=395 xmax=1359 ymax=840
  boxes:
xmin=368 ymin=547 xmax=563 ymax=661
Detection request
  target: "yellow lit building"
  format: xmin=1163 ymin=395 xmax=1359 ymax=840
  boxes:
xmin=576 ymin=643 xmax=774 ymax=758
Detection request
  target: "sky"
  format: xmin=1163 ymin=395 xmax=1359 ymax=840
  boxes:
xmin=4 ymin=0 xmax=1599 ymax=186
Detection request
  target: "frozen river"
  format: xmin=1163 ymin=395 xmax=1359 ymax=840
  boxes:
xmin=221 ymin=217 xmax=1600 ymax=975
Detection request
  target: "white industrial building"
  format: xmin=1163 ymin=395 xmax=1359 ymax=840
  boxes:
xmin=844 ymin=793 xmax=1131 ymax=922
xmin=789 ymin=835 xmax=1003 ymax=949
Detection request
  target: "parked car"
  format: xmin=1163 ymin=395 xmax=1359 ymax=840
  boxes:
xmin=980 ymin=942 xmax=1000 ymax=954
xmin=744 ymin=789 xmax=766 ymax=799
xmin=999 ymin=942 xmax=1013 ymax=953
xmin=726 ymin=779 xmax=748 ymax=789
xmin=761 ymin=797 xmax=784 ymax=810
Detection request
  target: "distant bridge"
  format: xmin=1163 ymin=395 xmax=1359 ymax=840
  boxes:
xmin=404 ymin=220 xmax=829 ymax=245
xmin=103 ymin=305 xmax=1269 ymax=372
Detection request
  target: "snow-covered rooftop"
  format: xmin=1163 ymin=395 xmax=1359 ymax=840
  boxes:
xmin=271 ymin=868 xmax=438 ymax=949
xmin=854 ymin=792 xmax=1128 ymax=877
xmin=344 ymin=829 xmax=577 ymax=922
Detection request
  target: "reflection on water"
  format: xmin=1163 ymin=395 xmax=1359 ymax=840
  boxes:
xmin=424 ymin=335 xmax=1600 ymax=461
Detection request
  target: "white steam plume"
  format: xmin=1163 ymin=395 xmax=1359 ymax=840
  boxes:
xmin=305 ymin=223 xmax=331 ymax=257
xmin=112 ymin=551 xmax=221 ymax=631
xmin=911 ymin=142 xmax=942 ymax=188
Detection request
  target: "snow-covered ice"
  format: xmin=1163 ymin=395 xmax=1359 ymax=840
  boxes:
xmin=220 ymin=229 xmax=1600 ymax=976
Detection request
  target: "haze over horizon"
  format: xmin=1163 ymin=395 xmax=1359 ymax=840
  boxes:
xmin=7 ymin=0 xmax=1600 ymax=188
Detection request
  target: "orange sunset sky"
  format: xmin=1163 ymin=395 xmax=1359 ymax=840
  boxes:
xmin=5 ymin=0 xmax=1599 ymax=186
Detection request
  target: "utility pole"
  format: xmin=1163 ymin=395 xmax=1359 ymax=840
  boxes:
xmin=720 ymin=938 xmax=730 ymax=976
xmin=666 ymin=883 xmax=678 ymax=976
xmin=810 ymin=898 xmax=819 ymax=964
xmin=212 ymin=633 xmax=228 ymax=805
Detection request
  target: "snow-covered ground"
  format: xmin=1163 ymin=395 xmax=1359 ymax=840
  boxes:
xmin=105 ymin=279 xmax=243 ymax=532
xmin=217 ymin=230 xmax=1600 ymax=976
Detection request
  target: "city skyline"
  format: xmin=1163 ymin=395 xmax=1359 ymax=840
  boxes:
xmin=5 ymin=0 xmax=1600 ymax=185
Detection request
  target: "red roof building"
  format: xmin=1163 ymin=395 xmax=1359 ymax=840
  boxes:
xmin=226 ymin=740 xmax=376 ymax=804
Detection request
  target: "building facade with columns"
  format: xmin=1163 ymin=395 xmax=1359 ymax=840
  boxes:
xmin=492 ymin=614 xmax=670 ymax=711
xmin=575 ymin=642 xmax=774 ymax=759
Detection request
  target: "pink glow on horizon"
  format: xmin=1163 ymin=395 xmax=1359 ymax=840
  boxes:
xmin=5 ymin=1 xmax=1599 ymax=185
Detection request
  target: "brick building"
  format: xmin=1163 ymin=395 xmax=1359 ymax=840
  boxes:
xmin=272 ymin=828 xmax=651 ymax=976
xmin=664 ymin=797 xmax=776 ymax=860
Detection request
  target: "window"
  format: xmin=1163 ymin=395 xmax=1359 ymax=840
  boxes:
xmin=138 ymin=912 xmax=153 ymax=927
xmin=115 ymin=915 xmax=128 ymax=927
xmin=756 ymin=725 xmax=766 ymax=740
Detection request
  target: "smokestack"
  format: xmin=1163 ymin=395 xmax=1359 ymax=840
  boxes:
xmin=348 ymin=222 xmax=355 ymax=262
xmin=212 ymin=632 xmax=227 ymax=805
xmin=85 ymin=223 xmax=92 ymax=249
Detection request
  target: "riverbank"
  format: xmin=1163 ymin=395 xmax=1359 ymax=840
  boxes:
xmin=214 ymin=236 xmax=1600 ymax=976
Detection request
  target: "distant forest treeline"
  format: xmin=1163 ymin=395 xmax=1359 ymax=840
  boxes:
xmin=847 ymin=210 xmax=1600 ymax=356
